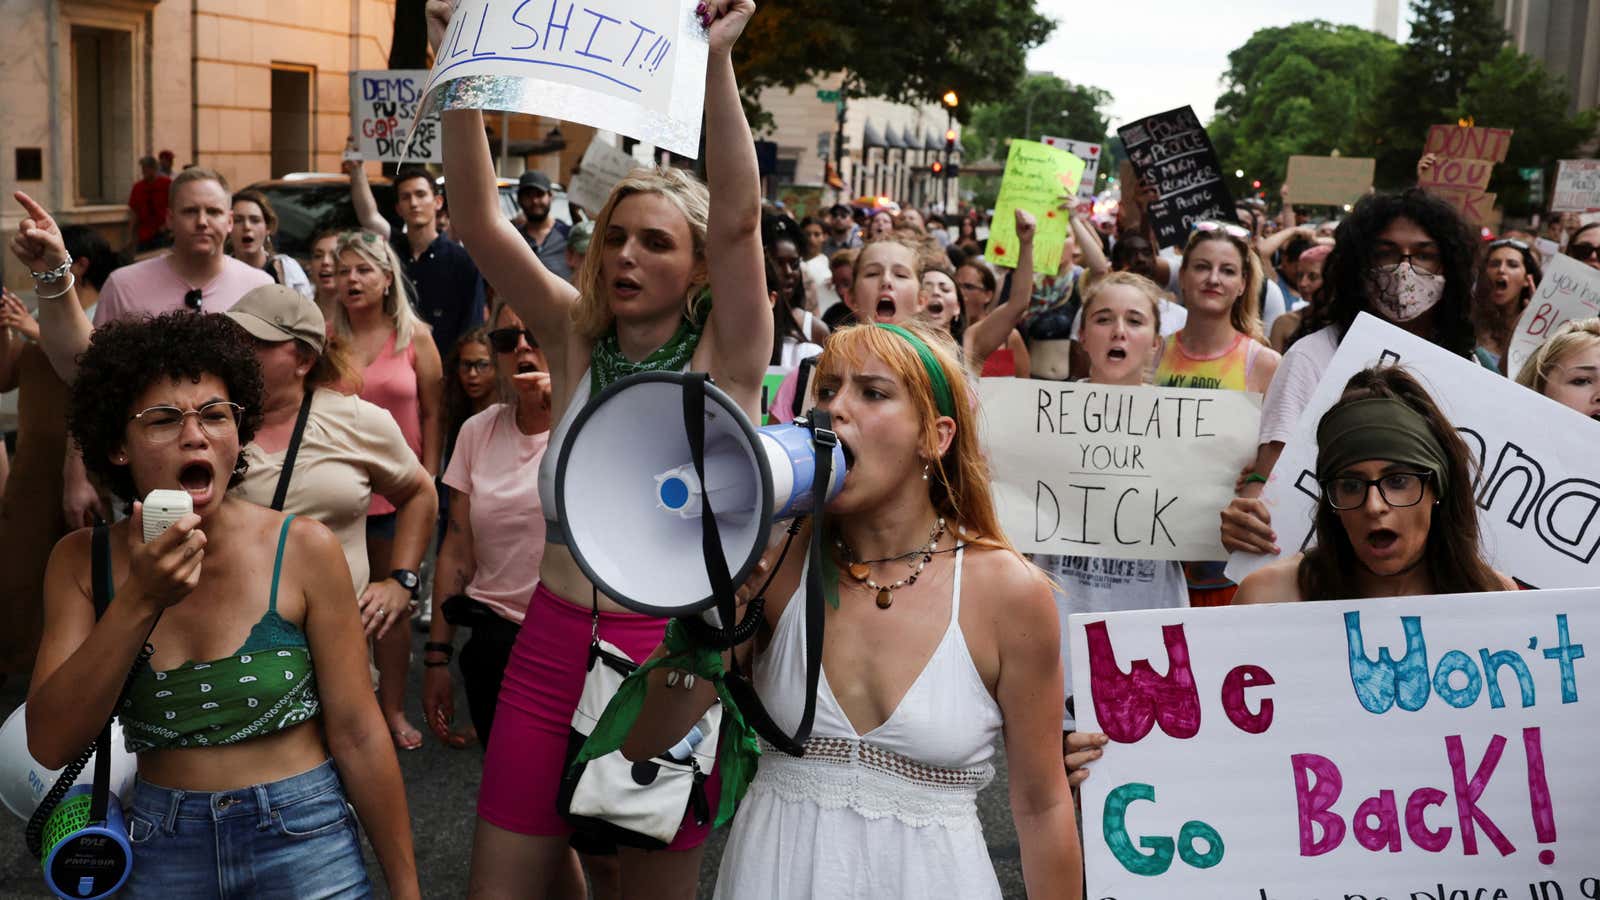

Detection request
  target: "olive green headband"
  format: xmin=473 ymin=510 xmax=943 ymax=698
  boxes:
xmin=873 ymin=323 xmax=956 ymax=418
xmin=1315 ymin=396 xmax=1450 ymax=495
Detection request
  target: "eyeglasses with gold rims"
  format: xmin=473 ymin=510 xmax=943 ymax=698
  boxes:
xmin=128 ymin=401 xmax=246 ymax=444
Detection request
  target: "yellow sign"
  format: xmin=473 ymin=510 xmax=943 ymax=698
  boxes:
xmin=986 ymin=139 xmax=1087 ymax=277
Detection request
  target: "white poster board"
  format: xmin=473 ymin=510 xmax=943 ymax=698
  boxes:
xmin=1551 ymin=160 xmax=1600 ymax=213
xmin=978 ymin=379 xmax=1260 ymax=560
xmin=1506 ymin=253 xmax=1600 ymax=377
xmin=566 ymin=139 xmax=640 ymax=215
xmin=1226 ymin=314 xmax=1600 ymax=589
xmin=351 ymin=70 xmax=441 ymax=162
xmin=1069 ymin=587 xmax=1600 ymax=898
xmin=1040 ymin=135 xmax=1102 ymax=201
xmin=414 ymin=0 xmax=709 ymax=158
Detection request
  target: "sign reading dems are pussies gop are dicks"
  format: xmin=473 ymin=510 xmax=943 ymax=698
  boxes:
xmin=1070 ymin=588 xmax=1599 ymax=898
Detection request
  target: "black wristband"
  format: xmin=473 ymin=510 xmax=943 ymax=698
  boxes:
xmin=423 ymin=641 xmax=453 ymax=663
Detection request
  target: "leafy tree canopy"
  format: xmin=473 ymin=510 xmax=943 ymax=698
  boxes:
xmin=961 ymin=73 xmax=1114 ymax=163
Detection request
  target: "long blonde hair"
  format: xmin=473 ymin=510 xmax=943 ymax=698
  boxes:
xmin=1181 ymin=228 xmax=1264 ymax=341
xmin=331 ymin=230 xmax=425 ymax=350
xmin=813 ymin=322 xmax=1015 ymax=555
xmin=1514 ymin=316 xmax=1600 ymax=393
xmin=571 ymin=167 xmax=711 ymax=341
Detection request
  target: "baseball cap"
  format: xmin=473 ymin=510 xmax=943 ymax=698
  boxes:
xmin=569 ymin=219 xmax=595 ymax=255
xmin=518 ymin=170 xmax=553 ymax=193
xmin=225 ymin=284 xmax=326 ymax=354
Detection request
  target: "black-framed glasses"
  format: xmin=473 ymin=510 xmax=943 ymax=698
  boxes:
xmin=488 ymin=327 xmax=537 ymax=353
xmin=1488 ymin=238 xmax=1530 ymax=252
xmin=1372 ymin=245 xmax=1443 ymax=274
xmin=1320 ymin=471 xmax=1432 ymax=511
xmin=1568 ymin=242 xmax=1600 ymax=262
xmin=184 ymin=288 xmax=203 ymax=311
xmin=457 ymin=358 xmax=493 ymax=374
xmin=128 ymin=400 xmax=245 ymax=444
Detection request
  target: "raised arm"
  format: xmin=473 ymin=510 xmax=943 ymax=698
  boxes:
xmin=1256 ymin=225 xmax=1312 ymax=284
xmin=966 ymin=207 xmax=1035 ymax=369
xmin=343 ymin=139 xmax=392 ymax=240
xmin=1071 ymin=209 xmax=1109 ymax=278
xmin=698 ymin=0 xmax=770 ymax=414
xmin=9 ymin=191 xmax=91 ymax=382
xmin=427 ymin=2 xmax=579 ymax=348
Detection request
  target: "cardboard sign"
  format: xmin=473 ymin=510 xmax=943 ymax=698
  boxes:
xmin=1418 ymin=157 xmax=1496 ymax=193
xmin=1424 ymin=125 xmax=1514 ymax=163
xmin=415 ymin=0 xmax=709 ymax=158
xmin=977 ymin=379 xmax=1261 ymax=560
xmin=1117 ymin=106 xmax=1237 ymax=249
xmin=1419 ymin=125 xmax=1512 ymax=227
xmin=985 ymin=139 xmax=1086 ymax=277
xmin=1286 ymin=156 xmax=1375 ymax=206
xmin=1225 ymin=314 xmax=1600 ymax=589
xmin=1070 ymin=587 xmax=1600 ymax=898
xmin=1506 ymin=253 xmax=1600 ymax=377
xmin=1427 ymin=188 xmax=1499 ymax=227
xmin=1041 ymin=135 xmax=1102 ymax=201
xmin=1551 ymin=160 xmax=1600 ymax=213
xmin=351 ymin=70 xmax=441 ymax=162
xmin=566 ymin=140 xmax=640 ymax=215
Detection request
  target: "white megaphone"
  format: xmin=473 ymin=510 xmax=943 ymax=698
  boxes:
xmin=554 ymin=371 xmax=845 ymax=617
xmin=0 ymin=704 xmax=135 ymax=822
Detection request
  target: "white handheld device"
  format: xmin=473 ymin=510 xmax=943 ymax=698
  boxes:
xmin=141 ymin=490 xmax=193 ymax=543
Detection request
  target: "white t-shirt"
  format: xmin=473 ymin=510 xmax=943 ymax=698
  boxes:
xmin=1036 ymin=553 xmax=1188 ymax=730
xmin=1258 ymin=324 xmax=1340 ymax=446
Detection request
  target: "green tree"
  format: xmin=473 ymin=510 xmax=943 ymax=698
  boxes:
xmin=733 ymin=0 xmax=1056 ymax=124
xmin=1207 ymin=21 xmax=1400 ymax=198
xmin=960 ymin=74 xmax=1113 ymax=163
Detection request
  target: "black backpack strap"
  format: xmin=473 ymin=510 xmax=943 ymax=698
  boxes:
xmin=270 ymin=390 xmax=314 ymax=512
xmin=91 ymin=523 xmax=112 ymax=619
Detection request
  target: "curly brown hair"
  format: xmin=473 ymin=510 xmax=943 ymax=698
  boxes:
xmin=69 ymin=312 xmax=265 ymax=505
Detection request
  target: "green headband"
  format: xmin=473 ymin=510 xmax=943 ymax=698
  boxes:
xmin=874 ymin=323 xmax=957 ymax=418
xmin=1315 ymin=397 xmax=1450 ymax=496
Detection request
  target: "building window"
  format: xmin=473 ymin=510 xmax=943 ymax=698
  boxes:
xmin=270 ymin=66 xmax=314 ymax=177
xmin=72 ymin=25 xmax=134 ymax=205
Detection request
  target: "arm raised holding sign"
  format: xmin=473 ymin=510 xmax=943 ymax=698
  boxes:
xmin=965 ymin=207 xmax=1036 ymax=375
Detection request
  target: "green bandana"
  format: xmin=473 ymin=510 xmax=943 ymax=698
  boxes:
xmin=873 ymin=324 xmax=956 ymax=417
xmin=1315 ymin=397 xmax=1450 ymax=495
xmin=590 ymin=314 xmax=704 ymax=396
xmin=573 ymin=620 xmax=761 ymax=829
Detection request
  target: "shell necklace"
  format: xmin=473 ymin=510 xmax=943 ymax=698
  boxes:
xmin=836 ymin=518 xmax=946 ymax=609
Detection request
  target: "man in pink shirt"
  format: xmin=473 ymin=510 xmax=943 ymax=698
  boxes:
xmin=95 ymin=167 xmax=272 ymax=326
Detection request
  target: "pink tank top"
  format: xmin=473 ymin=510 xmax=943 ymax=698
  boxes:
xmin=359 ymin=330 xmax=422 ymax=516
xmin=1155 ymin=331 xmax=1261 ymax=392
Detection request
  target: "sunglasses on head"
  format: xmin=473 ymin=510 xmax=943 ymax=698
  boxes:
xmin=1193 ymin=220 xmax=1252 ymax=240
xmin=488 ymin=327 xmax=538 ymax=353
xmin=1488 ymin=238 xmax=1530 ymax=252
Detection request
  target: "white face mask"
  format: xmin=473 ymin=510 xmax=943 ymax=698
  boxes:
xmin=1370 ymin=262 xmax=1446 ymax=322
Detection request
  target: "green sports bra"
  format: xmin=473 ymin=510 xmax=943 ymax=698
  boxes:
xmin=119 ymin=516 xmax=321 ymax=753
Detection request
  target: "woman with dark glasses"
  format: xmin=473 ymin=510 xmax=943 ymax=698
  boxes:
xmin=1472 ymin=238 xmax=1541 ymax=372
xmin=1233 ymin=365 xmax=1513 ymax=603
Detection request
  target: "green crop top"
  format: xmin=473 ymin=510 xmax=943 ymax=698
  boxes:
xmin=119 ymin=516 xmax=321 ymax=753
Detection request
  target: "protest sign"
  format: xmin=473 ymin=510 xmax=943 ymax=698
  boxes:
xmin=565 ymin=140 xmax=639 ymax=215
xmin=1419 ymin=125 xmax=1512 ymax=226
xmin=1417 ymin=156 xmax=1496 ymax=192
xmin=1427 ymin=188 xmax=1499 ymax=226
xmin=977 ymin=379 xmax=1260 ymax=560
xmin=1117 ymin=106 xmax=1237 ymax=249
xmin=1285 ymin=155 xmax=1375 ymax=206
xmin=984 ymin=139 xmax=1086 ymax=277
xmin=1551 ymin=160 xmax=1600 ymax=213
xmin=414 ymin=0 xmax=709 ymax=158
xmin=1069 ymin=587 xmax=1600 ymax=898
xmin=1424 ymin=124 xmax=1514 ymax=163
xmin=1506 ymin=253 xmax=1600 ymax=377
xmin=777 ymin=184 xmax=825 ymax=220
xmin=1225 ymin=313 xmax=1600 ymax=589
xmin=351 ymin=70 xmax=440 ymax=162
xmin=1040 ymin=135 xmax=1102 ymax=201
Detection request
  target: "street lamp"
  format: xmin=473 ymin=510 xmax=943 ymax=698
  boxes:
xmin=1234 ymin=169 xmax=1244 ymax=178
xmin=940 ymin=90 xmax=959 ymax=212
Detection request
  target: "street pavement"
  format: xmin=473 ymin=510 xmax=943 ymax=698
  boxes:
xmin=0 ymin=628 xmax=1029 ymax=899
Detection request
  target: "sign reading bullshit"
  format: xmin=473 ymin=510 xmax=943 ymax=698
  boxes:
xmin=1117 ymin=106 xmax=1237 ymax=248
xmin=413 ymin=0 xmax=709 ymax=157
xmin=1070 ymin=588 xmax=1599 ymax=897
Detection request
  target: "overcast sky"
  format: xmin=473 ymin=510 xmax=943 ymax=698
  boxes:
xmin=1025 ymin=0 xmax=1413 ymax=131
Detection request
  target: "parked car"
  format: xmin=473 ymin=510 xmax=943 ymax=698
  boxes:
xmin=245 ymin=173 xmax=570 ymax=261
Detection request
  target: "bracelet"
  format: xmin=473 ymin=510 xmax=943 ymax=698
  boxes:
xmin=35 ymin=272 xmax=75 ymax=301
xmin=1242 ymin=472 xmax=1269 ymax=485
xmin=423 ymin=640 xmax=454 ymax=663
xmin=31 ymin=259 xmax=71 ymax=284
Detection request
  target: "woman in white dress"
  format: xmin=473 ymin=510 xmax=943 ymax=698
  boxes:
xmin=623 ymin=322 xmax=1082 ymax=899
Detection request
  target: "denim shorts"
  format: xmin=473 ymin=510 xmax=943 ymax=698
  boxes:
xmin=120 ymin=758 xmax=372 ymax=899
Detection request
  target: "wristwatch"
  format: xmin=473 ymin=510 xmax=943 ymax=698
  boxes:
xmin=389 ymin=568 xmax=420 ymax=600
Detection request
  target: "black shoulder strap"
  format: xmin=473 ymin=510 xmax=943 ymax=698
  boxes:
xmin=270 ymin=390 xmax=314 ymax=512
xmin=91 ymin=524 xmax=112 ymax=619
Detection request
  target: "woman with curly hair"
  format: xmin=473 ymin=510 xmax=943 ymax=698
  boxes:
xmin=1222 ymin=189 xmax=1480 ymax=557
xmin=27 ymin=310 xmax=419 ymax=899
xmin=1471 ymin=238 xmax=1540 ymax=372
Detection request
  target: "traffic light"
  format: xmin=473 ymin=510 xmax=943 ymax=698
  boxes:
xmin=947 ymin=162 xmax=960 ymax=178
xmin=945 ymin=129 xmax=957 ymax=153
xmin=930 ymin=161 xmax=944 ymax=176
xmin=1252 ymin=179 xmax=1262 ymax=189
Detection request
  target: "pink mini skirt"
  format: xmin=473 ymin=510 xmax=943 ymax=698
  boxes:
xmin=476 ymin=582 xmax=719 ymax=850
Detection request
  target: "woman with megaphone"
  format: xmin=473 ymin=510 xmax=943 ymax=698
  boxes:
xmin=621 ymin=323 xmax=1083 ymax=899
xmin=432 ymin=0 xmax=771 ymax=896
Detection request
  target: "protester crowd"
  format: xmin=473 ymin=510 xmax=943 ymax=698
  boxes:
xmin=2 ymin=0 xmax=1599 ymax=896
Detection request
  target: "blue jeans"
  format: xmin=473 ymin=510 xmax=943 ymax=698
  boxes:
xmin=120 ymin=759 xmax=372 ymax=899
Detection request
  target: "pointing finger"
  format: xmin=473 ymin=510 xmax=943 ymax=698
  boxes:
xmin=13 ymin=191 xmax=50 ymax=225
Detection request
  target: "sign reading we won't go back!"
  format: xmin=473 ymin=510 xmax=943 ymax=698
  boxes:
xmin=1070 ymin=588 xmax=1599 ymax=899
